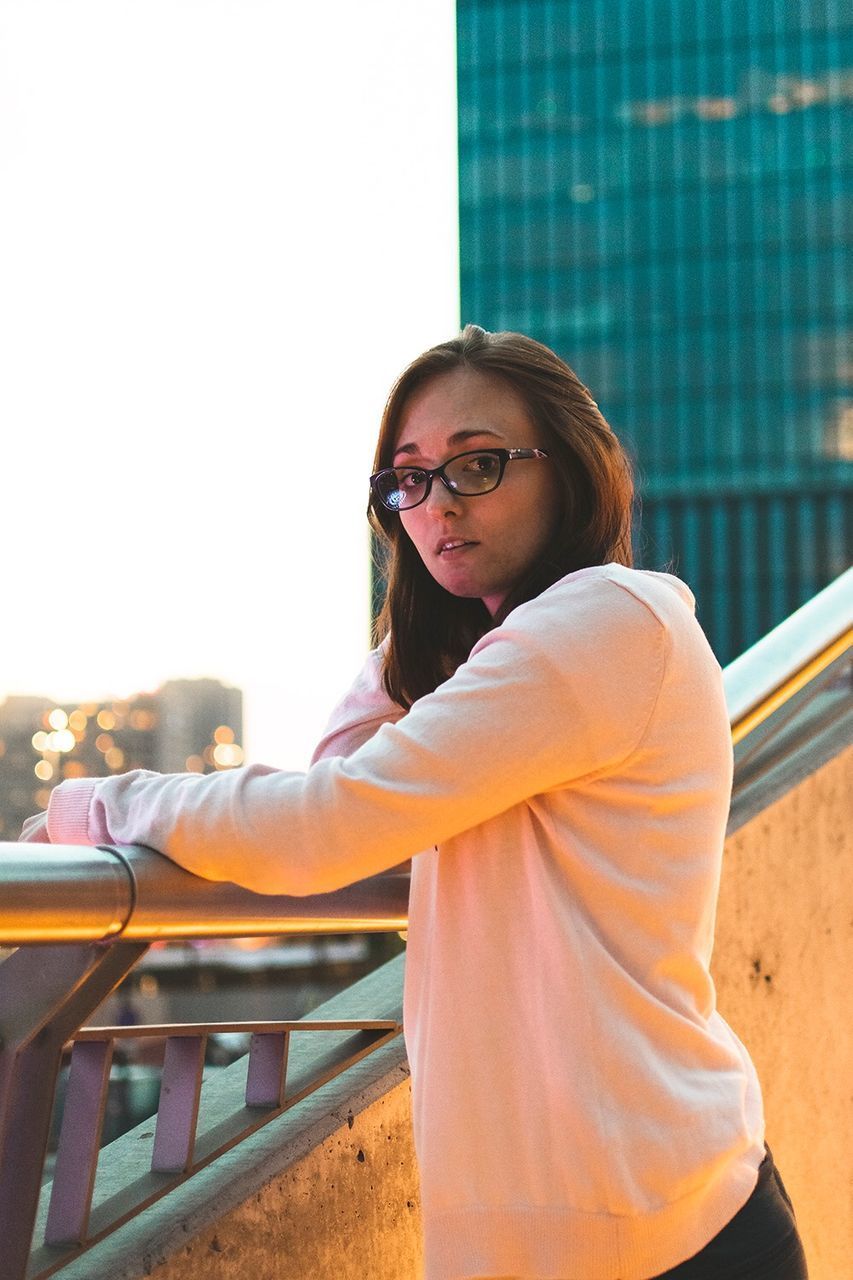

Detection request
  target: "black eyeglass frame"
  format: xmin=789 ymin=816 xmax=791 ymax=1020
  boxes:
xmin=369 ymin=447 xmax=551 ymax=512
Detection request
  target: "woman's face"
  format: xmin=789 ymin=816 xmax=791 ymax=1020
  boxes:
xmin=392 ymin=367 xmax=562 ymax=616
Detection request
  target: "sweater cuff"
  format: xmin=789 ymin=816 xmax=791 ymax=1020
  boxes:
xmin=47 ymin=778 xmax=101 ymax=845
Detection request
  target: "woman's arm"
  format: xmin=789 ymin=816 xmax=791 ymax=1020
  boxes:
xmin=309 ymin=642 xmax=411 ymax=874
xmin=45 ymin=578 xmax=668 ymax=896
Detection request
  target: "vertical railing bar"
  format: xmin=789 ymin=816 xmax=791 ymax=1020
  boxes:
xmin=150 ymin=1036 xmax=206 ymax=1174
xmin=245 ymin=1031 xmax=289 ymax=1108
xmin=44 ymin=1039 xmax=114 ymax=1246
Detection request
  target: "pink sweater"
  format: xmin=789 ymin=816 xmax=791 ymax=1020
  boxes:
xmin=47 ymin=564 xmax=765 ymax=1280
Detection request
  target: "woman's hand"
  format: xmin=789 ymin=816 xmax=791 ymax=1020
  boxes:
xmin=19 ymin=812 xmax=51 ymax=843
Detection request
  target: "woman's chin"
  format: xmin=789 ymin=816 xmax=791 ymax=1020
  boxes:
xmin=435 ymin=574 xmax=507 ymax=614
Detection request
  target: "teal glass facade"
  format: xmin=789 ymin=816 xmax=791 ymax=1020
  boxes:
xmin=458 ymin=0 xmax=851 ymax=661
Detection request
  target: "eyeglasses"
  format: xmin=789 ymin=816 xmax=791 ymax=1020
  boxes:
xmin=370 ymin=448 xmax=550 ymax=512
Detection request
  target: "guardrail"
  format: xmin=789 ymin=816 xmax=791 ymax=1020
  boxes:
xmin=0 ymin=842 xmax=410 ymax=946
xmin=0 ymin=864 xmax=409 ymax=1280
xmin=724 ymin=566 xmax=851 ymax=745
xmin=723 ymin=567 xmax=852 ymax=831
xmin=0 ymin=568 xmax=850 ymax=1280
xmin=33 ymin=1013 xmax=403 ymax=1280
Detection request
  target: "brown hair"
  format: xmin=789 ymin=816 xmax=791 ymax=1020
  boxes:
xmin=368 ymin=325 xmax=635 ymax=708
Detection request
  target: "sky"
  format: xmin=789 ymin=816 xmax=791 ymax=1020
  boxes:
xmin=0 ymin=1 xmax=459 ymax=770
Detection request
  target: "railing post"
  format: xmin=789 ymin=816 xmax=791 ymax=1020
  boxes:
xmin=151 ymin=1035 xmax=207 ymax=1173
xmin=0 ymin=940 xmax=148 ymax=1280
xmin=44 ymin=1038 xmax=114 ymax=1246
xmin=246 ymin=1031 xmax=290 ymax=1108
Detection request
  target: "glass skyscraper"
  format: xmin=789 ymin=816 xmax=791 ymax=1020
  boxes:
xmin=457 ymin=0 xmax=851 ymax=661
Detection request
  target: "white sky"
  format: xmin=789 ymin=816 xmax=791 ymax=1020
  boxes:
xmin=0 ymin=1 xmax=459 ymax=769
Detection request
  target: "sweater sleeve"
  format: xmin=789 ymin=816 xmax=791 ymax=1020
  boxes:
xmin=46 ymin=577 xmax=667 ymax=896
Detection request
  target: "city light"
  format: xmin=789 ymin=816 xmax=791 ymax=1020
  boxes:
xmin=2 ymin=679 xmax=248 ymax=837
xmin=213 ymin=743 xmax=244 ymax=769
xmin=130 ymin=710 xmax=157 ymax=730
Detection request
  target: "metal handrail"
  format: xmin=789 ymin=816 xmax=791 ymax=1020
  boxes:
xmin=723 ymin=566 xmax=852 ymax=744
xmin=0 ymin=850 xmax=410 ymax=1280
xmin=0 ymin=844 xmax=410 ymax=946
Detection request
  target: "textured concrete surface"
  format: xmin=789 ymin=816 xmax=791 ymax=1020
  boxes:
xmin=144 ymin=1065 xmax=420 ymax=1280
xmin=713 ymin=745 xmax=852 ymax=1280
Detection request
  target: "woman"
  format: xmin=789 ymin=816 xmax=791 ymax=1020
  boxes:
xmin=22 ymin=326 xmax=807 ymax=1280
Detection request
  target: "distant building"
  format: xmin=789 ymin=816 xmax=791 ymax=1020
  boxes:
xmin=0 ymin=679 xmax=243 ymax=840
xmin=157 ymin=679 xmax=244 ymax=774
xmin=457 ymin=0 xmax=851 ymax=661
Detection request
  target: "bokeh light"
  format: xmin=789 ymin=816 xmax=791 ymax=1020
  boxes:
xmin=213 ymin=742 xmax=244 ymax=769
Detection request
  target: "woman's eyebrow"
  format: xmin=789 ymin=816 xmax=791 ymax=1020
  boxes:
xmin=393 ymin=427 xmax=506 ymax=461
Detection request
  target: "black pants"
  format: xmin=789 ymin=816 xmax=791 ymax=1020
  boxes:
xmin=650 ymin=1146 xmax=808 ymax=1279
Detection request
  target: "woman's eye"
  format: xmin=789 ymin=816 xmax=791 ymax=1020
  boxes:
xmin=401 ymin=470 xmax=427 ymax=488
xmin=463 ymin=454 xmax=498 ymax=474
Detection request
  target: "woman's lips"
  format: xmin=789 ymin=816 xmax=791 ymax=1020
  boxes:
xmin=437 ymin=539 xmax=478 ymax=555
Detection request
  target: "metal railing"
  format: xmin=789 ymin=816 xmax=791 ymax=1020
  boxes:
xmin=0 ymin=841 xmax=410 ymax=946
xmin=0 ymin=865 xmax=409 ymax=1280
xmin=723 ymin=567 xmax=852 ymax=832
xmin=0 ymin=568 xmax=850 ymax=1280
xmin=35 ymin=1015 xmax=402 ymax=1280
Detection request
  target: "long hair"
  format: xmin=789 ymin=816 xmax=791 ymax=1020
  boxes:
xmin=368 ymin=325 xmax=635 ymax=708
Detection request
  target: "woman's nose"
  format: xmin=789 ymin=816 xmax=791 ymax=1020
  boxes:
xmin=424 ymin=478 xmax=464 ymax=518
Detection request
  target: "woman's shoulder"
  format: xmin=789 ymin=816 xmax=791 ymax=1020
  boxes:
xmin=506 ymin=563 xmax=694 ymax=634
xmin=495 ymin=564 xmax=722 ymax=698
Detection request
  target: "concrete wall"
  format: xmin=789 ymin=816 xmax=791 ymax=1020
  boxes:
xmin=144 ymin=1062 xmax=421 ymax=1280
xmin=712 ymin=745 xmax=852 ymax=1280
